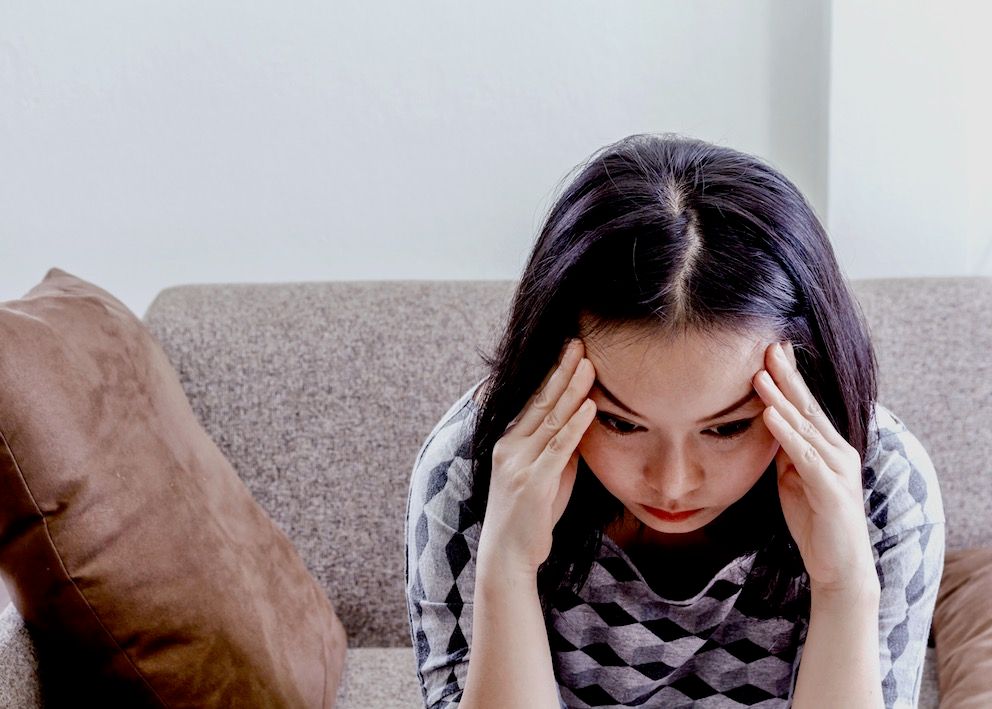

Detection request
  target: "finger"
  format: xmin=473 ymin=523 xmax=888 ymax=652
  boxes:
xmin=503 ymin=342 xmax=581 ymax=433
xmin=765 ymin=341 xmax=849 ymax=449
xmin=533 ymin=397 xmax=597 ymax=476
xmin=513 ymin=339 xmax=585 ymax=438
xmin=763 ymin=405 xmax=836 ymax=503
xmin=755 ymin=368 xmax=848 ymax=474
xmin=521 ymin=357 xmax=596 ymax=459
xmin=521 ymin=359 xmax=595 ymax=460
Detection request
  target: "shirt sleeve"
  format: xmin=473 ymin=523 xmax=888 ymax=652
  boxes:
xmin=874 ymin=521 xmax=945 ymax=708
xmin=404 ymin=402 xmax=570 ymax=709
xmin=405 ymin=410 xmax=478 ymax=708
xmin=863 ymin=409 xmax=947 ymax=709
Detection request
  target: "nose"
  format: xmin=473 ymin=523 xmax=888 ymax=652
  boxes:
xmin=643 ymin=445 xmax=703 ymax=506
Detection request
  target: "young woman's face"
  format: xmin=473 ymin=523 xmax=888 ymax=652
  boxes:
xmin=576 ymin=321 xmax=795 ymax=548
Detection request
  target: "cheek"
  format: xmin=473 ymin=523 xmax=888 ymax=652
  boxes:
xmin=754 ymin=418 xmax=782 ymax=461
xmin=729 ymin=425 xmax=781 ymax=490
xmin=576 ymin=426 xmax=604 ymax=471
xmin=577 ymin=428 xmax=628 ymax=490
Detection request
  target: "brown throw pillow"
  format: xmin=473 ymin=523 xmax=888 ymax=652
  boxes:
xmin=933 ymin=546 xmax=992 ymax=708
xmin=0 ymin=267 xmax=347 ymax=707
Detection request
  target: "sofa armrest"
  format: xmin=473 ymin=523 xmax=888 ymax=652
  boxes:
xmin=0 ymin=604 xmax=42 ymax=707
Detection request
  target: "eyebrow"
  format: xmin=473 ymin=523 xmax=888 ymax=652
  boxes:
xmin=591 ymin=378 xmax=761 ymax=425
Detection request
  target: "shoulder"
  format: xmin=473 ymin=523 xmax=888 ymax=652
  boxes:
xmin=409 ymin=378 xmax=486 ymax=495
xmin=406 ymin=380 xmax=488 ymax=582
xmin=471 ymin=375 xmax=490 ymax=406
xmin=862 ymin=401 xmax=946 ymax=539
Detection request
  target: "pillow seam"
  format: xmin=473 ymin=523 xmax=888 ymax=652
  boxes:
xmin=0 ymin=427 xmax=168 ymax=706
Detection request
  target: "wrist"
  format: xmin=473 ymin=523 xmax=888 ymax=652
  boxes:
xmin=477 ymin=546 xmax=540 ymax=584
xmin=810 ymin=570 xmax=880 ymax=612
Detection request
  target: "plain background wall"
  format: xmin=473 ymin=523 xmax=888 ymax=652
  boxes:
xmin=828 ymin=0 xmax=992 ymax=277
xmin=0 ymin=0 xmax=988 ymax=610
xmin=1 ymin=0 xmax=831 ymax=318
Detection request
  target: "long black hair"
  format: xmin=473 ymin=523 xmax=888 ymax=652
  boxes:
xmin=467 ymin=132 xmax=879 ymax=618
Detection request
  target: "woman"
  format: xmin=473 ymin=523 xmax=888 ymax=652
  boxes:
xmin=404 ymin=133 xmax=945 ymax=708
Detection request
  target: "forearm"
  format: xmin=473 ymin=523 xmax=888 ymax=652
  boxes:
xmin=792 ymin=578 xmax=884 ymax=709
xmin=460 ymin=559 xmax=560 ymax=709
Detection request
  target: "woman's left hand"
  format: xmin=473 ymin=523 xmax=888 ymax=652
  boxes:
xmin=753 ymin=341 xmax=880 ymax=601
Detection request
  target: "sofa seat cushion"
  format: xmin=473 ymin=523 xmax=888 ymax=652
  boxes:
xmin=336 ymin=647 xmax=425 ymax=708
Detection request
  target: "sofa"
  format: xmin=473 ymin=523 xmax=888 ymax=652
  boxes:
xmin=1 ymin=275 xmax=989 ymax=707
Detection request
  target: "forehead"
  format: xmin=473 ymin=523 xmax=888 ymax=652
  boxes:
xmin=580 ymin=320 xmax=771 ymax=366
xmin=579 ymin=321 xmax=775 ymax=419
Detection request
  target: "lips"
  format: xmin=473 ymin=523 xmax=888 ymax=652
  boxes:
xmin=643 ymin=505 xmax=702 ymax=521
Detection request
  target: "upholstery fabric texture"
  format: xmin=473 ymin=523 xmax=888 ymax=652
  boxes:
xmin=0 ymin=267 xmax=347 ymax=707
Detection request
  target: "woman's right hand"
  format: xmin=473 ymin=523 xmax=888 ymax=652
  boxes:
xmin=477 ymin=338 xmax=598 ymax=579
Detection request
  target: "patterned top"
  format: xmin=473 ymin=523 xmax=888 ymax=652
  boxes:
xmin=405 ymin=378 xmax=946 ymax=708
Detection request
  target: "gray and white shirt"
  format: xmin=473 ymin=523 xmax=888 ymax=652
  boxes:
xmin=405 ymin=379 xmax=946 ymax=708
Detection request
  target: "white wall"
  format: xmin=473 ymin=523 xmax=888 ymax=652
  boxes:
xmin=1 ymin=0 xmax=830 ymax=317
xmin=827 ymin=0 xmax=992 ymax=279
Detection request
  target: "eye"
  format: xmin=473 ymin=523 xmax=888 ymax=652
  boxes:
xmin=595 ymin=413 xmax=756 ymax=440
xmin=707 ymin=419 xmax=755 ymax=440
xmin=596 ymin=412 xmax=641 ymax=437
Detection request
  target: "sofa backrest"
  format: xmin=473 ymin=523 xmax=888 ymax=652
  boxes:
xmin=141 ymin=276 xmax=992 ymax=648
xmin=849 ymin=276 xmax=991 ymax=549
xmin=142 ymin=280 xmax=514 ymax=648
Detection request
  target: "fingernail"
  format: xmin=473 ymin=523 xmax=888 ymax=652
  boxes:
xmin=560 ymin=340 xmax=579 ymax=365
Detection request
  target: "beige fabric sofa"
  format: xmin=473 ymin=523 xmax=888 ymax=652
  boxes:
xmin=1 ymin=276 xmax=989 ymax=707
